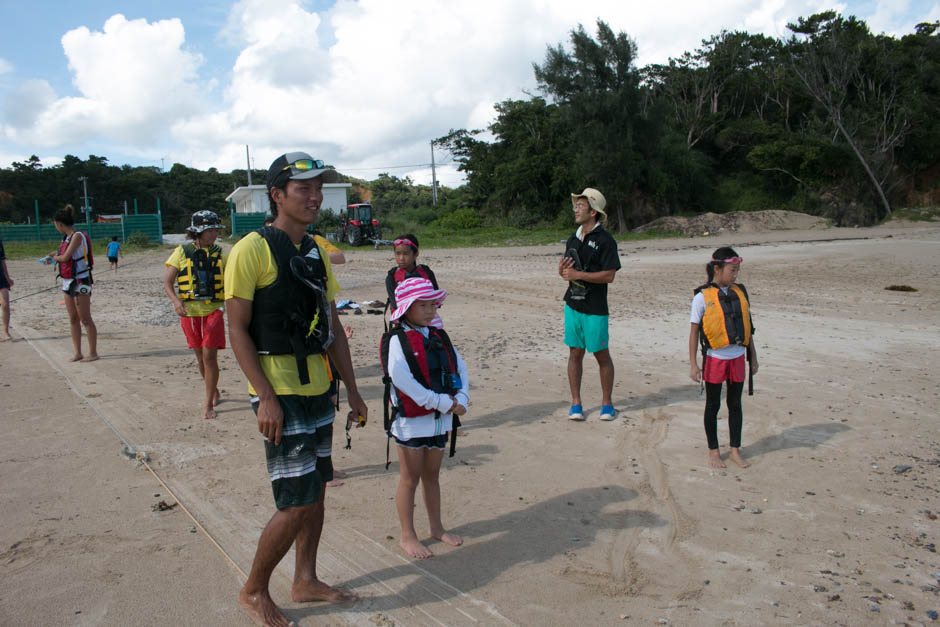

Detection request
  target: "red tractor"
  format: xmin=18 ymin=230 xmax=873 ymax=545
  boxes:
xmin=335 ymin=203 xmax=382 ymax=246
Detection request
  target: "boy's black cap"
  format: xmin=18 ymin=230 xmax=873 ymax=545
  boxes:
xmin=266 ymin=151 xmax=339 ymax=190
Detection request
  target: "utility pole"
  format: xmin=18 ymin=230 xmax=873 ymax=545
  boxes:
xmin=161 ymin=157 xmax=165 ymax=173
xmin=246 ymin=145 xmax=252 ymax=186
xmin=430 ymin=140 xmax=438 ymax=205
xmin=78 ymin=176 xmax=91 ymax=222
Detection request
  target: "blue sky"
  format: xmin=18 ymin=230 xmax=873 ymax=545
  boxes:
xmin=0 ymin=0 xmax=936 ymax=186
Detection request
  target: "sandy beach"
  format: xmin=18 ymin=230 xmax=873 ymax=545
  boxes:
xmin=1 ymin=221 xmax=938 ymax=626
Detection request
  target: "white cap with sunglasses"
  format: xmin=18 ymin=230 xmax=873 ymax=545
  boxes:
xmin=266 ymin=152 xmax=339 ymax=189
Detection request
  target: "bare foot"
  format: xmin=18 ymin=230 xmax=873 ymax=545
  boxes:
xmin=80 ymin=355 xmax=99 ymax=362
xmin=290 ymin=578 xmax=357 ymax=603
xmin=728 ymin=448 xmax=750 ymax=468
xmin=332 ymin=469 xmax=348 ymax=479
xmin=203 ymin=406 xmax=218 ymax=420
xmin=69 ymin=354 xmax=83 ymax=362
xmin=707 ymin=449 xmax=726 ymax=469
xmin=1 ymin=333 xmax=12 ymax=342
xmin=432 ymin=530 xmax=463 ymax=547
xmin=400 ymin=536 xmax=433 ymax=559
xmin=212 ymin=389 xmax=222 ymax=407
xmin=325 ymin=479 xmax=344 ymax=487
xmin=238 ymin=587 xmax=295 ymax=627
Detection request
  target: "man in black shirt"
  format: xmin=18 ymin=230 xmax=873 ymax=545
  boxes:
xmin=557 ymin=188 xmax=621 ymax=421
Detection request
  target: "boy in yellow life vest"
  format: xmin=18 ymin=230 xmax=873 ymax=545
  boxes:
xmin=688 ymin=247 xmax=759 ymax=469
xmin=163 ymin=210 xmax=227 ymax=420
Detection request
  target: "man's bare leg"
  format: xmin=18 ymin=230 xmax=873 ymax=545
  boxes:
xmin=594 ymin=348 xmax=614 ymax=406
xmin=567 ymin=347 xmax=585 ymax=407
xmin=708 ymin=449 xmax=726 ymax=469
xmin=64 ymin=296 xmax=83 ymax=361
xmin=202 ymin=347 xmax=219 ymax=419
xmin=76 ymin=293 xmax=98 ymax=361
xmin=192 ymin=347 xmax=207 ymax=379
xmin=291 ymin=485 xmax=356 ymax=602
xmin=423 ymin=447 xmax=462 ymax=548
xmin=728 ymin=447 xmax=750 ymax=468
xmin=397 ymin=446 xmax=432 ymax=558
xmin=239 ymin=505 xmax=311 ymax=627
xmin=0 ymin=289 xmax=11 ymax=340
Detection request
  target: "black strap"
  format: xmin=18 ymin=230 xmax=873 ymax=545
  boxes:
xmin=449 ymin=414 xmax=460 ymax=458
xmin=747 ymin=344 xmax=754 ymax=396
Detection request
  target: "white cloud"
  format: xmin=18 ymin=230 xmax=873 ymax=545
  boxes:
xmin=3 ymin=0 xmax=936 ymax=184
xmin=3 ymin=79 xmax=56 ymax=129
xmin=1 ymin=14 xmax=206 ymax=148
xmin=0 ymin=58 xmax=12 ymax=74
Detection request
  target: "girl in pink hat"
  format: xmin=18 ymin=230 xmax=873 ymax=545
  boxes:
xmin=385 ymin=277 xmax=469 ymax=558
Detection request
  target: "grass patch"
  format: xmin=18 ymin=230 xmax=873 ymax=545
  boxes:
xmin=1 ymin=238 xmax=164 ymax=260
xmin=881 ymin=207 xmax=940 ymax=223
xmin=329 ymin=225 xmax=682 ymax=250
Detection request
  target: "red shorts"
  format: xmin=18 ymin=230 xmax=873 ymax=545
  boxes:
xmin=704 ymin=354 xmax=746 ymax=384
xmin=180 ymin=309 xmax=226 ymax=349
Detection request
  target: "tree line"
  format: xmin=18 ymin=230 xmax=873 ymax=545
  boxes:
xmin=437 ymin=12 xmax=940 ymax=228
xmin=2 ymin=12 xmax=937 ymax=232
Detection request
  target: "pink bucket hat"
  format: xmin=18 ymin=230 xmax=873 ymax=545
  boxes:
xmin=390 ymin=277 xmax=447 ymax=323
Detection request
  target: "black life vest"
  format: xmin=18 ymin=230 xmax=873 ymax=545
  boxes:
xmin=379 ymin=324 xmax=461 ymax=467
xmin=248 ymin=227 xmax=334 ymax=385
xmin=177 ymin=243 xmax=223 ymax=301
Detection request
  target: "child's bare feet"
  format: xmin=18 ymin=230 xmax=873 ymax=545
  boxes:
xmin=290 ymin=579 xmax=357 ymax=603
xmin=432 ymin=530 xmax=463 ymax=547
xmin=212 ymin=389 xmax=222 ymax=407
xmin=80 ymin=355 xmax=99 ymax=362
xmin=707 ymin=449 xmax=726 ymax=468
xmin=238 ymin=587 xmax=295 ymax=627
xmin=69 ymin=354 xmax=83 ymax=362
xmin=203 ymin=404 xmax=217 ymax=420
xmin=1 ymin=332 xmax=12 ymax=342
xmin=400 ymin=537 xmax=433 ymax=559
xmin=728 ymin=448 xmax=750 ymax=468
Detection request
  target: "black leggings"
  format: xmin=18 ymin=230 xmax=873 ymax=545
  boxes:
xmin=704 ymin=381 xmax=744 ymax=450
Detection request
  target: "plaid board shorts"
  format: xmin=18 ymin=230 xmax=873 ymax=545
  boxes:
xmin=250 ymin=393 xmax=335 ymax=510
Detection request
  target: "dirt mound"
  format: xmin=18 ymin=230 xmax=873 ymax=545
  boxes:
xmin=633 ymin=210 xmax=829 ymax=236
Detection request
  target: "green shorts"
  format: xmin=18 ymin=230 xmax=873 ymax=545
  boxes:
xmin=564 ymin=304 xmax=609 ymax=353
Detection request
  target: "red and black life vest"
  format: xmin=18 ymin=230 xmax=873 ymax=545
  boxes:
xmin=392 ymin=264 xmax=432 ymax=286
xmin=379 ymin=324 xmax=461 ymax=467
xmin=57 ymin=231 xmax=94 ymax=280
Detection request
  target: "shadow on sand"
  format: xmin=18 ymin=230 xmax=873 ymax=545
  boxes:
xmin=294 ymin=486 xmax=665 ymax=620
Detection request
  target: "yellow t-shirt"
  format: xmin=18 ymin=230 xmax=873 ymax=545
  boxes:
xmin=165 ymin=244 xmax=228 ymax=317
xmin=224 ymin=232 xmax=340 ymax=396
xmin=313 ymin=234 xmax=340 ymax=254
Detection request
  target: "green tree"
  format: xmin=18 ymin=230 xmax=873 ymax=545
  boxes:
xmin=534 ymin=19 xmax=644 ymax=230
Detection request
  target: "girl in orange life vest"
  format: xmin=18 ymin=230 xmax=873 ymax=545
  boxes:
xmin=387 ymin=277 xmax=468 ymax=559
xmin=49 ymin=204 xmax=98 ymax=362
xmin=688 ymin=247 xmax=759 ymax=469
xmin=386 ymin=234 xmax=442 ymax=327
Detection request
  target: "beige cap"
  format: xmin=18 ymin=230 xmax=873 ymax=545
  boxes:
xmin=571 ymin=188 xmax=607 ymax=219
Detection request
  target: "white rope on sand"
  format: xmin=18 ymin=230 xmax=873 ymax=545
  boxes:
xmin=18 ymin=327 xmax=249 ymax=582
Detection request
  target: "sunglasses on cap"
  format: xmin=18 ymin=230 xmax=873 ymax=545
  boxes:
xmin=282 ymin=158 xmax=325 ymax=173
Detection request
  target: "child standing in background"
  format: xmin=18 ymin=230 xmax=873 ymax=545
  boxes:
xmin=385 ymin=278 xmax=468 ymax=558
xmin=106 ymin=236 xmax=121 ymax=271
xmin=688 ymin=247 xmax=758 ymax=469
xmin=164 ymin=210 xmax=227 ymax=420
xmin=386 ymin=234 xmax=441 ymax=328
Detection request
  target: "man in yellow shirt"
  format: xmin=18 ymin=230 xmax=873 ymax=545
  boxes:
xmin=225 ymin=152 xmax=367 ymax=625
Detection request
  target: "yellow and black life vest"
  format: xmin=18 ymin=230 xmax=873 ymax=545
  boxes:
xmin=177 ymin=243 xmax=223 ymax=301
xmin=696 ymin=283 xmax=752 ymax=350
